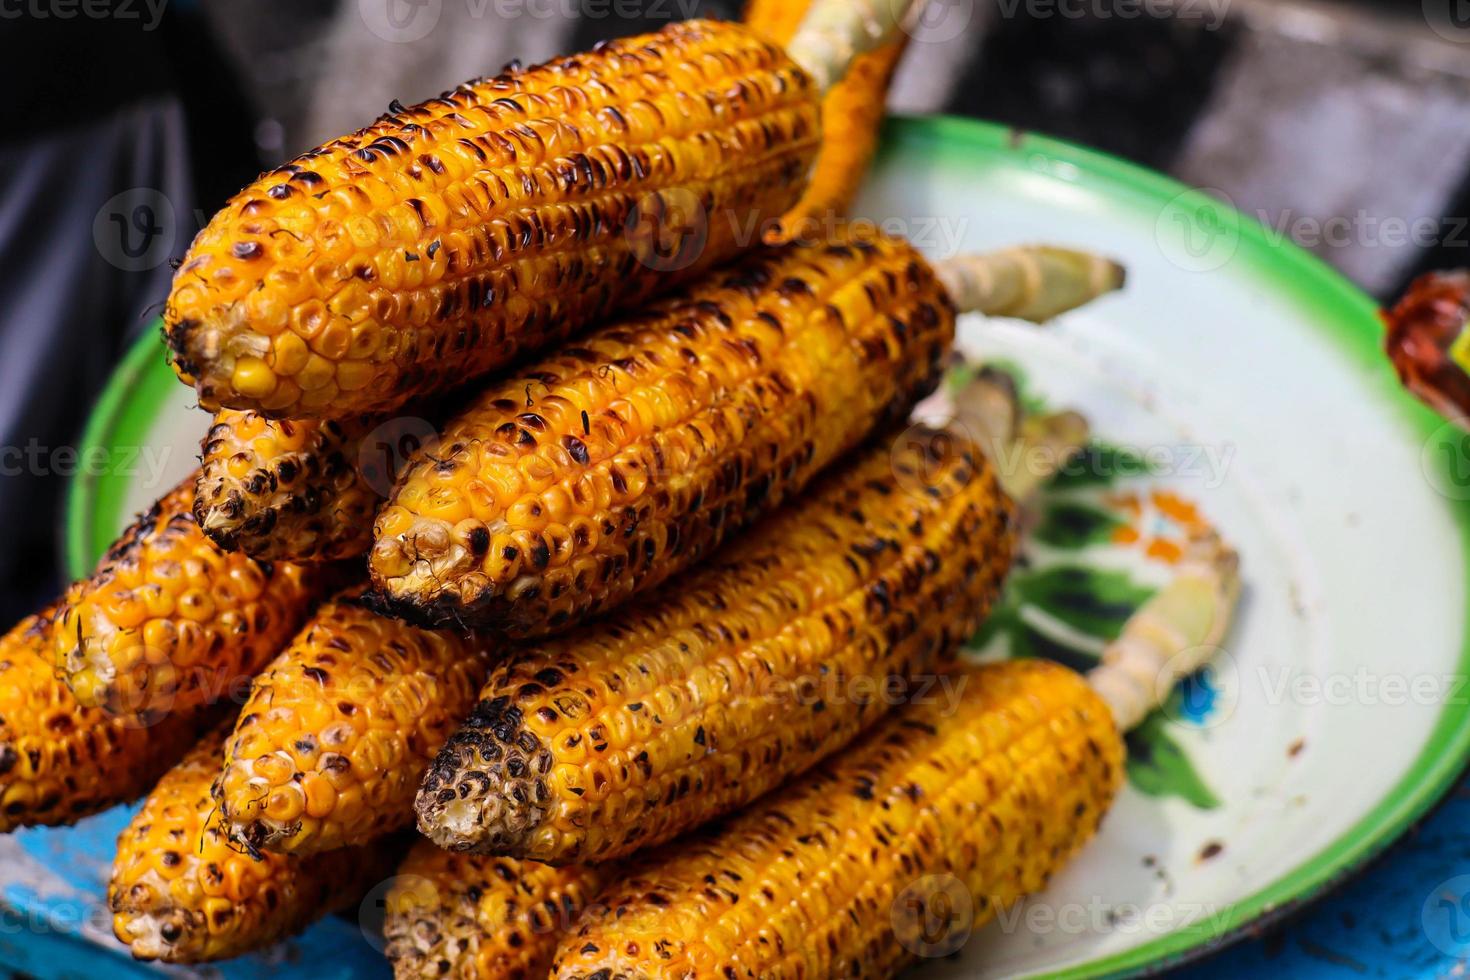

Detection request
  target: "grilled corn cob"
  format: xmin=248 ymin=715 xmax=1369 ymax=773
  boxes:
xmin=163 ymin=19 xmax=822 ymax=419
xmin=109 ymin=725 xmax=392 ymax=963
xmin=550 ymin=658 xmax=1124 ymax=979
xmin=744 ymin=0 xmax=909 ymax=238
xmin=0 ymin=609 xmax=214 ymax=832
xmin=54 ymin=476 xmax=326 ymax=718
xmin=415 ymin=420 xmax=1014 ymax=862
xmin=384 ymin=842 xmax=603 ymax=980
xmin=196 ymin=410 xmax=382 ymax=562
xmin=215 ymin=592 xmax=491 ymax=855
xmin=549 ymin=535 xmax=1241 ymax=979
xmin=371 ymin=231 xmax=954 ymax=633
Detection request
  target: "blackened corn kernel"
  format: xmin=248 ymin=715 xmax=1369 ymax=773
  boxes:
xmin=384 ymin=841 xmax=602 ymax=980
xmin=0 ymin=608 xmax=215 ymax=831
xmin=372 ymin=230 xmax=955 ymax=634
xmin=195 ymin=409 xmax=382 ymax=562
xmin=53 ymin=476 xmax=327 ymax=718
xmin=551 ymin=659 xmax=1124 ymax=979
xmin=164 ymin=19 xmax=821 ymax=420
xmin=109 ymin=725 xmax=396 ymax=963
xmin=414 ymin=422 xmax=1012 ymax=863
xmin=215 ymin=591 xmax=492 ymax=855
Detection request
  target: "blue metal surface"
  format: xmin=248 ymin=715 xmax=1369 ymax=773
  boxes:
xmin=1187 ymin=775 xmax=1470 ymax=979
xmin=1 ymin=806 xmax=391 ymax=979
xmin=3 ymin=782 xmax=1468 ymax=977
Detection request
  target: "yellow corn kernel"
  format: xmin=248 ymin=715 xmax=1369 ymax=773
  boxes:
xmin=194 ymin=409 xmax=383 ymax=563
xmin=0 ymin=609 xmax=215 ymax=832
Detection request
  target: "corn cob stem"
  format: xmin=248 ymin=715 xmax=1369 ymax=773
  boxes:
xmin=214 ymin=591 xmax=492 ymax=855
xmin=109 ymin=725 xmax=396 ymax=963
xmin=745 ymin=0 xmax=910 ymax=242
xmin=414 ymin=420 xmax=1015 ymax=863
xmin=384 ymin=843 xmax=603 ymax=980
xmin=1088 ymin=532 xmax=1242 ymax=731
xmin=935 ymin=245 xmax=1127 ymax=322
xmin=785 ymin=0 xmax=922 ymax=93
xmin=0 ymin=609 xmax=216 ymax=832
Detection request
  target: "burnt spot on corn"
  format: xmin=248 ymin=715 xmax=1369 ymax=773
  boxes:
xmin=417 ymin=693 xmax=555 ymax=854
xmin=194 ymin=410 xmax=384 ymax=562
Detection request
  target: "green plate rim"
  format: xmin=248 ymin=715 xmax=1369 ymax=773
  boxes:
xmin=64 ymin=324 xmax=181 ymax=577
xmin=65 ymin=114 xmax=1470 ymax=979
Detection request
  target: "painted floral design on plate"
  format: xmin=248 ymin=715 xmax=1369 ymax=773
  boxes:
xmin=951 ymin=360 xmax=1224 ymax=811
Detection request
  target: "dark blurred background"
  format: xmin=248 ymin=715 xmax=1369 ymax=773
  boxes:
xmin=1 ymin=0 xmax=1468 ymax=621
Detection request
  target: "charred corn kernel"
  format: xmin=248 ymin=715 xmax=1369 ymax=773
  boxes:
xmin=196 ymin=409 xmax=383 ymax=562
xmin=550 ymin=659 xmax=1124 ymax=979
xmin=164 ymin=19 xmax=821 ymax=420
xmin=384 ymin=842 xmax=602 ymax=980
xmin=109 ymin=726 xmax=393 ymax=963
xmin=744 ymin=0 xmax=909 ymax=238
xmin=55 ymin=475 xmax=325 ymax=718
xmin=372 ymin=230 xmax=955 ymax=634
xmin=415 ymin=422 xmax=1013 ymax=863
xmin=215 ymin=592 xmax=492 ymax=855
xmin=0 ymin=609 xmax=215 ymax=832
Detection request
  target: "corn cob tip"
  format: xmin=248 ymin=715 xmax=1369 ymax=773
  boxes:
xmin=415 ymin=694 xmax=548 ymax=854
xmin=384 ymin=846 xmax=604 ymax=980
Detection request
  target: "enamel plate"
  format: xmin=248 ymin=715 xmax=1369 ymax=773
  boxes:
xmin=33 ymin=116 xmax=1470 ymax=979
